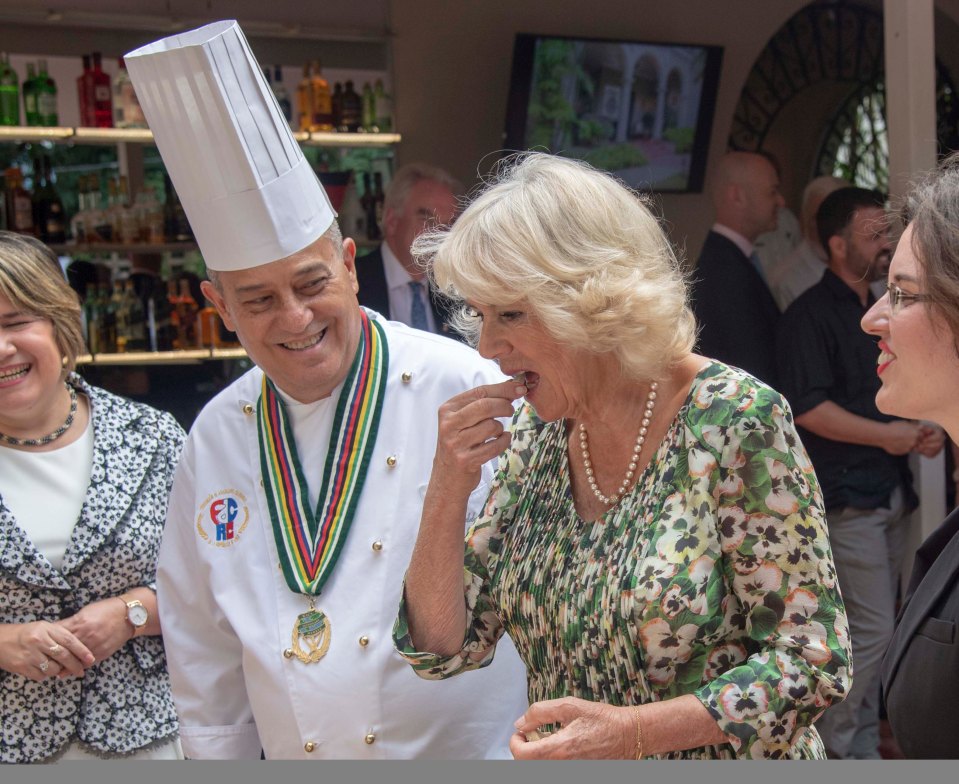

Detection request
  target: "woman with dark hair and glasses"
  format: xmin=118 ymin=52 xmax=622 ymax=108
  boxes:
xmin=862 ymin=153 xmax=959 ymax=758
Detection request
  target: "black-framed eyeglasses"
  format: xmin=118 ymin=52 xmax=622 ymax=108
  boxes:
xmin=886 ymin=282 xmax=930 ymax=315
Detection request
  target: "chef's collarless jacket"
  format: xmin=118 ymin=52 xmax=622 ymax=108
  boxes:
xmin=157 ymin=314 xmax=529 ymax=759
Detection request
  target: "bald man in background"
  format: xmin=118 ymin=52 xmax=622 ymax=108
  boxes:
xmin=766 ymin=175 xmax=848 ymax=311
xmin=690 ymin=151 xmax=785 ymax=388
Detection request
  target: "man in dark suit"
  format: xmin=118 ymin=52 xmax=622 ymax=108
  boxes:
xmin=690 ymin=151 xmax=785 ymax=388
xmin=355 ymin=162 xmax=465 ymax=339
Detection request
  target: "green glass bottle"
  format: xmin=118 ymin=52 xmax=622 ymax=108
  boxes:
xmin=22 ymin=63 xmax=39 ymax=126
xmin=32 ymin=156 xmax=66 ymax=243
xmin=36 ymin=59 xmax=58 ymax=126
xmin=374 ymin=79 xmax=392 ymax=132
xmin=361 ymin=81 xmax=376 ymax=131
xmin=0 ymin=52 xmax=20 ymax=126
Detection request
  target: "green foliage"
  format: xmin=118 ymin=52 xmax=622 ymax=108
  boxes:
xmin=566 ymin=143 xmax=648 ymax=172
xmin=526 ymin=40 xmax=597 ymax=151
xmin=576 ymin=118 xmax=613 ymax=146
xmin=663 ymin=126 xmax=695 ymax=154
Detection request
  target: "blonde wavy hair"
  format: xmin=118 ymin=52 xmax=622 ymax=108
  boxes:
xmin=413 ymin=152 xmax=696 ymax=380
xmin=0 ymin=232 xmax=85 ymax=372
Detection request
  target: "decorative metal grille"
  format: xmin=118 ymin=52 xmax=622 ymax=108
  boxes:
xmin=729 ymin=1 xmax=958 ymax=190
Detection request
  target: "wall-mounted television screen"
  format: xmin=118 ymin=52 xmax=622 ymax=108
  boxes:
xmin=504 ymin=33 xmax=724 ymax=193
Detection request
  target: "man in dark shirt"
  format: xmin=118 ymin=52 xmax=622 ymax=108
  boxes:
xmin=777 ymin=187 xmax=944 ymax=758
xmin=691 ymin=151 xmax=784 ymax=388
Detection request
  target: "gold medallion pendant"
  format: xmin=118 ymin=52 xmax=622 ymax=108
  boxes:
xmin=286 ymin=606 xmax=332 ymax=664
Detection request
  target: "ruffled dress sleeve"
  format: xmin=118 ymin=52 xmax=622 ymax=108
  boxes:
xmin=393 ymin=403 xmax=542 ymax=679
xmin=685 ymin=374 xmax=852 ymax=758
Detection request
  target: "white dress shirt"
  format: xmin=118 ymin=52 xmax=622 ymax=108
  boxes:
xmin=382 ymin=241 xmax=438 ymax=333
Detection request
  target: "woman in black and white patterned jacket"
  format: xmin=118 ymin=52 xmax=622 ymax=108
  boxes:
xmin=0 ymin=232 xmax=186 ymax=762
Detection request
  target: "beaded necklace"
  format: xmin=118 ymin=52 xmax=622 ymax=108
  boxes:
xmin=578 ymin=381 xmax=659 ymax=506
xmin=0 ymin=381 xmax=79 ymax=448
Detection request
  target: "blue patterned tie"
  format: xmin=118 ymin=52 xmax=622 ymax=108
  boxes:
xmin=409 ymin=281 xmax=429 ymax=331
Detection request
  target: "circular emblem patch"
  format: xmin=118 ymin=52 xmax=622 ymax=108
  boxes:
xmin=196 ymin=489 xmax=250 ymax=547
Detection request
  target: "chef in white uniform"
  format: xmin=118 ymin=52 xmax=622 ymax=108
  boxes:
xmin=125 ymin=21 xmax=528 ymax=760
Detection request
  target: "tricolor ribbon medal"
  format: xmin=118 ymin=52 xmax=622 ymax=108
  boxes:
xmin=258 ymin=310 xmax=389 ymax=663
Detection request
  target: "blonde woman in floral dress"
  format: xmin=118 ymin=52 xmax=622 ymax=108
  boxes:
xmin=394 ymin=153 xmax=851 ymax=759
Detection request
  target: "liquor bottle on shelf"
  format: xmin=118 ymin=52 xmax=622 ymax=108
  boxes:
xmin=113 ymin=57 xmax=146 ymax=129
xmin=331 ymin=82 xmax=343 ymax=130
xmin=309 ymin=60 xmax=333 ymax=132
xmin=4 ymin=167 xmax=35 ymax=235
xmin=165 ymin=278 xmax=182 ymax=349
xmin=136 ymin=187 xmax=165 ymax=243
xmin=90 ymin=52 xmax=113 ymax=128
xmin=97 ymin=282 xmax=117 ymax=353
xmin=22 ymin=63 xmax=39 ymax=126
xmin=176 ymin=278 xmax=199 ymax=348
xmin=374 ymin=79 xmax=392 ymax=132
xmin=373 ymin=172 xmax=385 ymax=230
xmin=163 ymin=174 xmax=193 ymax=242
xmin=70 ymin=174 xmax=89 ymax=242
xmin=340 ymin=81 xmax=362 ymax=132
xmin=361 ymin=82 xmax=376 ymax=131
xmin=36 ymin=59 xmax=57 ymax=126
xmin=0 ymin=53 xmax=19 ymax=126
xmin=87 ymin=173 xmax=111 ymax=243
xmin=119 ymin=279 xmax=147 ymax=351
xmin=360 ymin=172 xmax=380 ymax=241
xmin=198 ymin=300 xmax=220 ymax=349
xmin=110 ymin=281 xmax=126 ymax=350
xmin=32 ymin=156 xmax=66 ymax=243
xmin=297 ymin=62 xmax=312 ymax=132
xmin=106 ymin=176 xmax=122 ymax=241
xmin=272 ymin=65 xmax=292 ymax=125
xmin=83 ymin=283 xmax=100 ymax=354
xmin=116 ymin=176 xmax=140 ymax=244
xmin=77 ymin=54 xmax=93 ymax=126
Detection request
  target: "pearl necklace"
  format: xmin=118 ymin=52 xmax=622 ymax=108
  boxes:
xmin=0 ymin=381 xmax=79 ymax=448
xmin=578 ymin=381 xmax=658 ymax=506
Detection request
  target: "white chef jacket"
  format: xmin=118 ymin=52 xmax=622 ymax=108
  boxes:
xmin=158 ymin=314 xmax=529 ymax=759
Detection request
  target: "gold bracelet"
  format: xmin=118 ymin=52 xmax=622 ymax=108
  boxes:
xmin=633 ymin=705 xmax=645 ymax=760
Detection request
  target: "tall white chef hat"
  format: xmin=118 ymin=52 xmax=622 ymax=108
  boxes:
xmin=125 ymin=20 xmax=335 ymax=272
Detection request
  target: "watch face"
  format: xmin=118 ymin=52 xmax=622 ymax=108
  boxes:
xmin=128 ymin=604 xmax=149 ymax=627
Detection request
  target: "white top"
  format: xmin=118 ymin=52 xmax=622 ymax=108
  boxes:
xmin=382 ymin=240 xmax=438 ymax=333
xmin=767 ymin=238 xmax=827 ymax=311
xmin=753 ymin=207 xmax=801 ymax=277
xmin=0 ymin=418 xmax=94 ymax=571
xmin=158 ymin=314 xmax=529 ymax=759
xmin=275 ymin=383 xmax=337 ymax=508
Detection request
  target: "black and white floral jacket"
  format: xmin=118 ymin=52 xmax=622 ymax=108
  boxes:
xmin=0 ymin=374 xmax=186 ymax=763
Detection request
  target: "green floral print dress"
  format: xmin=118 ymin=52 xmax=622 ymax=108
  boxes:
xmin=394 ymin=362 xmax=851 ymax=759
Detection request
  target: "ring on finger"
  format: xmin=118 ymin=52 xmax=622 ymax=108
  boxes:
xmin=38 ymin=658 xmax=50 ymax=673
xmin=49 ymin=644 xmax=64 ymax=657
